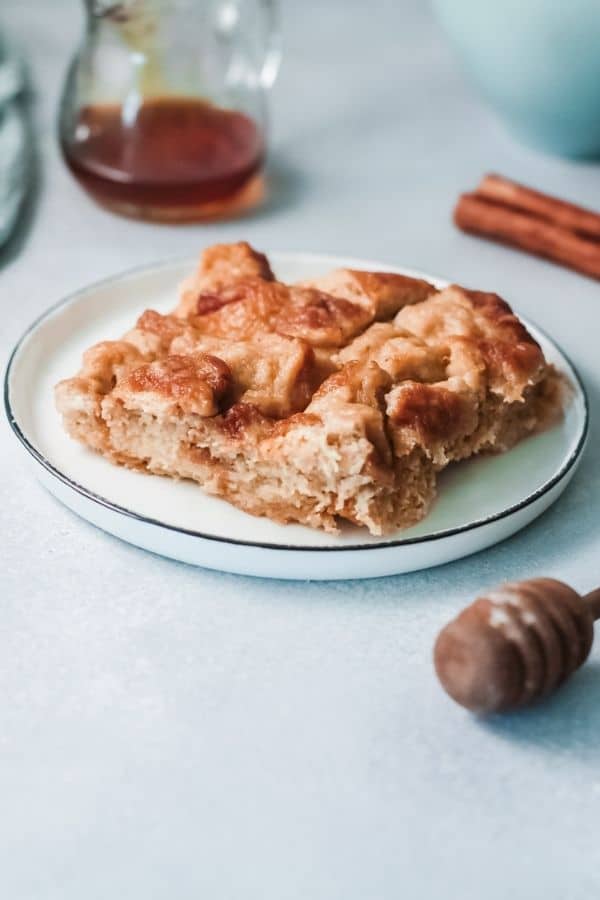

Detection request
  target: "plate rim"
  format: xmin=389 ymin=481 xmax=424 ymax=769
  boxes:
xmin=4 ymin=252 xmax=589 ymax=554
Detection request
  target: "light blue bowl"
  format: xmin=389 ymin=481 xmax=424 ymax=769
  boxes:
xmin=433 ymin=0 xmax=600 ymax=158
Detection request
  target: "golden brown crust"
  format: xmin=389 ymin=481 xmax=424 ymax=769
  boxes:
xmin=197 ymin=241 xmax=274 ymax=285
xmin=176 ymin=241 xmax=275 ymax=317
xmin=55 ymin=243 xmax=562 ymax=536
xmin=189 ymin=278 xmax=286 ymax=338
xmin=215 ymin=402 xmax=273 ymax=440
xmin=300 ymin=269 xmax=438 ymax=319
xmin=171 ymin=330 xmax=320 ymax=418
xmin=275 ymin=288 xmax=372 ymax=347
xmin=395 ymin=285 xmax=545 ymax=402
xmin=311 ymin=359 xmax=391 ymax=410
xmin=387 ymin=382 xmax=470 ymax=435
xmin=337 ymin=322 xmax=448 ymax=383
xmin=121 ymin=354 xmax=232 ymax=417
xmin=124 ymin=310 xmax=188 ymax=357
xmin=190 ymin=278 xmax=372 ymax=347
xmin=386 ymin=381 xmax=478 ymax=465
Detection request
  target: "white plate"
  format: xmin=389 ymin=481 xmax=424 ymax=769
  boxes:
xmin=4 ymin=253 xmax=588 ymax=580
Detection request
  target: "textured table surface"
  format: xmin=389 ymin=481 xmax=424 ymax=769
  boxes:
xmin=2 ymin=2 xmax=600 ymax=898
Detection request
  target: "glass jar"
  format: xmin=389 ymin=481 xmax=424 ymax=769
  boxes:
xmin=59 ymin=0 xmax=280 ymax=222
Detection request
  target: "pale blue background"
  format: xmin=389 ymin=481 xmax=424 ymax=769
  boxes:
xmin=1 ymin=2 xmax=600 ymax=898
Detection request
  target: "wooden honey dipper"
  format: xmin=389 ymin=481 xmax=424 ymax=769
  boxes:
xmin=434 ymin=578 xmax=600 ymax=713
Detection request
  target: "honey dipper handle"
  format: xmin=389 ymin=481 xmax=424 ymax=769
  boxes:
xmin=583 ymin=588 xmax=600 ymax=620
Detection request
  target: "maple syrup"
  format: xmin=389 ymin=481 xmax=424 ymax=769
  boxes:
xmin=61 ymin=98 xmax=266 ymax=222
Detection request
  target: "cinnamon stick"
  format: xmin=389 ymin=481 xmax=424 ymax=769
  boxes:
xmin=454 ymin=192 xmax=600 ymax=280
xmin=477 ymin=173 xmax=600 ymax=240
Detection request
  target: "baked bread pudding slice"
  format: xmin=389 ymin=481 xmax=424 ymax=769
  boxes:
xmin=55 ymin=242 xmax=562 ymax=535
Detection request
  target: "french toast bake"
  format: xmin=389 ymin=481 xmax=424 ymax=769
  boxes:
xmin=55 ymin=242 xmax=561 ymax=535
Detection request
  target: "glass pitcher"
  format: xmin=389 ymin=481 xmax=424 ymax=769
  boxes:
xmin=59 ymin=0 xmax=280 ymax=222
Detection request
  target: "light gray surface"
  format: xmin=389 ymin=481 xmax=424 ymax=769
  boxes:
xmin=2 ymin=2 xmax=599 ymax=898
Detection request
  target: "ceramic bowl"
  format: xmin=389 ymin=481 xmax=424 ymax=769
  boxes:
xmin=433 ymin=0 xmax=600 ymax=158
